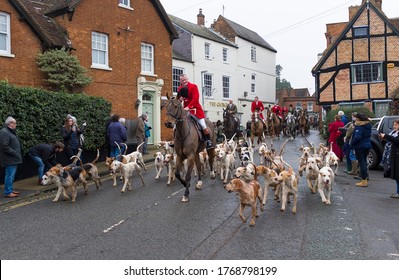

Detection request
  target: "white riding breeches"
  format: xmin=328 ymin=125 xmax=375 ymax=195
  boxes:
xmin=191 ymin=115 xmax=207 ymax=130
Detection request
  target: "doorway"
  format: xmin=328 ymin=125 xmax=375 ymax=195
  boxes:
xmin=142 ymin=92 xmax=154 ymax=145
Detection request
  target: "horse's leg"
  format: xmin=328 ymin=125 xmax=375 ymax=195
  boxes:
xmin=194 ymin=154 xmax=203 ymax=190
xmin=182 ymin=156 xmax=195 ymax=202
xmin=175 ymin=155 xmax=187 ymax=188
xmin=207 ymin=148 xmax=216 ymax=179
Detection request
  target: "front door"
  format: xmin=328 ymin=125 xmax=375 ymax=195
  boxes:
xmin=142 ymin=92 xmax=154 ymax=145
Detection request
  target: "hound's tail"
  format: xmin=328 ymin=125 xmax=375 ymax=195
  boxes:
xmin=91 ymin=149 xmax=100 ymax=164
xmin=70 ymin=155 xmax=83 ymax=167
xmin=136 ymin=141 xmax=144 ymax=152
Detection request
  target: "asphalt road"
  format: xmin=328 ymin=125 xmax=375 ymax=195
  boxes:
xmin=1 ymin=130 xmax=398 ymax=260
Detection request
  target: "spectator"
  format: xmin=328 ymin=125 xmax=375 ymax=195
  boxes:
xmin=328 ymin=115 xmax=345 ymax=160
xmin=216 ymin=120 xmax=224 ymax=143
xmin=143 ymin=116 xmax=151 ymax=155
xmin=0 ymin=116 xmax=22 ymax=198
xmin=136 ymin=114 xmax=146 ymax=153
xmin=350 ymin=113 xmax=372 ymax=187
xmin=28 ymin=142 xmax=65 ymax=185
xmin=61 ymin=115 xmax=86 ymax=164
xmin=379 ymin=119 xmax=399 ymax=198
xmin=342 ymin=112 xmax=358 ymax=175
xmin=107 ymin=114 xmax=127 ymax=158
xmin=338 ymin=110 xmax=349 ymax=125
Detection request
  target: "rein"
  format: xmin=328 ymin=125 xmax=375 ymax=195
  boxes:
xmin=166 ymin=101 xmax=191 ymax=144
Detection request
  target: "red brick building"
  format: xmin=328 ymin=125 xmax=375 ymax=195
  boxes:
xmin=276 ymin=88 xmax=322 ymax=128
xmin=312 ymin=0 xmax=399 ymax=117
xmin=0 ymin=0 xmax=178 ymax=143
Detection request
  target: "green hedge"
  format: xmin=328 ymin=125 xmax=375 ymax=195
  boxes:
xmin=0 ymin=81 xmax=111 ymax=154
xmin=321 ymin=106 xmax=375 ymax=140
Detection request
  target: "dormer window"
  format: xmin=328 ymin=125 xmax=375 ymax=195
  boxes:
xmin=353 ymin=26 xmax=369 ymax=38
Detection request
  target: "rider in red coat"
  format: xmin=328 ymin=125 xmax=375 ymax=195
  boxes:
xmin=178 ymin=74 xmax=213 ymax=149
xmin=271 ymin=103 xmax=282 ymax=118
xmin=281 ymin=105 xmax=289 ymax=118
xmin=251 ymin=96 xmax=265 ymax=121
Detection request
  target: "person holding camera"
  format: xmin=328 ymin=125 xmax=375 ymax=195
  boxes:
xmin=61 ymin=115 xmax=86 ymax=164
xmin=380 ymin=119 xmax=399 ymax=198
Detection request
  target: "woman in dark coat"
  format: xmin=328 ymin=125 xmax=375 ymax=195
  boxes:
xmin=380 ymin=119 xmax=399 ymax=198
xmin=350 ymin=113 xmax=372 ymax=187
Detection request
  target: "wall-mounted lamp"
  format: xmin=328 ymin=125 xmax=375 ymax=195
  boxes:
xmin=135 ymin=99 xmax=141 ymax=109
xmin=244 ymin=91 xmax=248 ymax=97
xmin=160 ymin=96 xmax=168 ymax=110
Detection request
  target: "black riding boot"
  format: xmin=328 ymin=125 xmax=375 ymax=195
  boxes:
xmin=203 ymin=128 xmax=213 ymax=150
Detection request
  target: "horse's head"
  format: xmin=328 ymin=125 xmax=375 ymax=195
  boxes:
xmin=164 ymin=97 xmax=184 ymax=129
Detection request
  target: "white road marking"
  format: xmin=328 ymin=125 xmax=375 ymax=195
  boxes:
xmin=103 ymin=219 xmax=125 ymax=233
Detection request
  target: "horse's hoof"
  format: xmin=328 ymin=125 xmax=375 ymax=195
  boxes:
xmin=195 ymin=181 xmax=203 ymax=190
xmin=181 ymin=196 xmax=189 ymax=203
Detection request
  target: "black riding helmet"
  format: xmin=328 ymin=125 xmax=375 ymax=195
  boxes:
xmin=177 ymin=86 xmax=188 ymax=99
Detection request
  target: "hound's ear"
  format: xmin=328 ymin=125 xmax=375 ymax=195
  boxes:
xmin=153 ymin=154 xmax=157 ymax=157
xmin=299 ymin=145 xmax=304 ymax=151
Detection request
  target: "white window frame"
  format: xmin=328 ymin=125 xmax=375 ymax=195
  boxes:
xmin=251 ymin=74 xmax=256 ymax=94
xmin=251 ymin=46 xmax=257 ymax=62
xmin=172 ymin=67 xmax=184 ymax=94
xmin=307 ymin=102 xmax=313 ymax=112
xmin=222 ymin=47 xmax=228 ymax=63
xmin=141 ymin=43 xmax=154 ymax=75
xmin=118 ymin=0 xmax=133 ymax=10
xmin=91 ymin=32 xmax=111 ymax=70
xmin=205 ymin=42 xmax=210 ymax=59
xmin=0 ymin=12 xmax=14 ymax=57
xmin=223 ymin=76 xmax=230 ymax=99
xmin=351 ymin=62 xmax=383 ymax=84
xmin=203 ymin=73 xmax=213 ymax=98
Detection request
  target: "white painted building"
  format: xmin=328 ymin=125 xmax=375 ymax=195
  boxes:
xmin=171 ymin=10 xmax=277 ymax=127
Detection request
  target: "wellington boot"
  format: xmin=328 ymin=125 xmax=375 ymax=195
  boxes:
xmin=347 ymin=160 xmax=358 ymax=175
xmin=356 ymin=179 xmax=368 ymax=187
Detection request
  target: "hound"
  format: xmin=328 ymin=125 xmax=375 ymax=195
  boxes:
xmin=224 ymin=178 xmax=263 ymax=226
xmin=317 ymin=166 xmax=335 ymax=205
xmin=154 ymin=151 xmax=165 ymax=180
xmin=66 ymin=149 xmax=102 ymax=190
xmin=304 ymin=157 xmax=322 ymax=194
xmin=110 ymin=160 xmax=145 ymax=193
xmin=119 ymin=142 xmax=147 ymax=171
xmin=298 ymin=145 xmax=313 ymax=176
xmin=42 ymin=164 xmax=87 ymax=203
xmin=325 ymin=142 xmax=340 ymax=175
xmin=163 ymin=153 xmax=176 ymax=186
xmin=277 ymin=161 xmax=299 ymax=214
xmin=218 ymin=149 xmax=235 ymax=183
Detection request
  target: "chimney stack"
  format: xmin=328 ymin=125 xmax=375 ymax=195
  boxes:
xmin=197 ymin=8 xmax=205 ymax=26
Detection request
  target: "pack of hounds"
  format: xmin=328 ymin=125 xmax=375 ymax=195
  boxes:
xmin=40 ymin=134 xmax=339 ymax=228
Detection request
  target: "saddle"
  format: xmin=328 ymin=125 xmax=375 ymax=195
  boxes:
xmin=188 ymin=114 xmax=207 ymax=141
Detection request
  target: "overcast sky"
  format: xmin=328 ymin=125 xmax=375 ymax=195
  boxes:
xmin=160 ymin=0 xmax=397 ymax=93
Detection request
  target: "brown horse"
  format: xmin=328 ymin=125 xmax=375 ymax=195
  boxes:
xmin=268 ymin=112 xmax=281 ymax=139
xmin=164 ymin=96 xmax=216 ymax=202
xmin=298 ymin=110 xmax=308 ymax=136
xmin=250 ymin=111 xmax=264 ymax=147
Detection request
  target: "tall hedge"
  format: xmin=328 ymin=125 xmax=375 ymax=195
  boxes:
xmin=0 ymin=81 xmax=111 ymax=154
xmin=321 ymin=106 xmax=375 ymax=140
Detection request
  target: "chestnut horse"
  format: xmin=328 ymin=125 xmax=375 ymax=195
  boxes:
xmin=250 ymin=111 xmax=264 ymax=147
xmin=164 ymin=96 xmax=216 ymax=202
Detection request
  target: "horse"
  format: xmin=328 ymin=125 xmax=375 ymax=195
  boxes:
xmin=250 ymin=111 xmax=264 ymax=147
xmin=298 ymin=110 xmax=308 ymax=136
xmin=222 ymin=109 xmax=241 ymax=141
xmin=285 ymin=113 xmax=296 ymax=140
xmin=268 ymin=111 xmax=281 ymax=139
xmin=164 ymin=96 xmax=216 ymax=202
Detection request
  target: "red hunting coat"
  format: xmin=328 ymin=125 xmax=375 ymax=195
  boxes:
xmin=178 ymin=82 xmax=205 ymax=119
xmin=251 ymin=101 xmax=265 ymax=119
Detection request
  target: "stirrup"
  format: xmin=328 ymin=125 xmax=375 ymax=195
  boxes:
xmin=205 ymin=140 xmax=213 ymax=150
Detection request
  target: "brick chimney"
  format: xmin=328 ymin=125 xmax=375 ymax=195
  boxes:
xmin=350 ymin=0 xmax=382 ymax=20
xmin=197 ymin=8 xmax=205 ymax=26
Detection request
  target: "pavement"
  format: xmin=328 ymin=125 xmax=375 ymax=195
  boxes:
xmin=0 ymin=146 xmax=158 ymax=208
